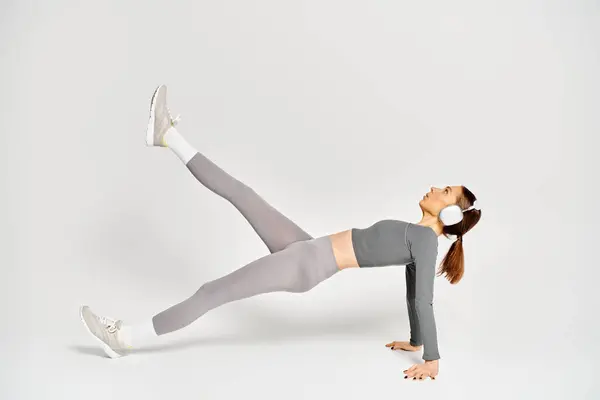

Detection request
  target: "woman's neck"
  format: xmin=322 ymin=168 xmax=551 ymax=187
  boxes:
xmin=417 ymin=215 xmax=443 ymax=236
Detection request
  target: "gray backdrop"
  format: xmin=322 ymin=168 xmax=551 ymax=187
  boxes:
xmin=2 ymin=0 xmax=598 ymax=399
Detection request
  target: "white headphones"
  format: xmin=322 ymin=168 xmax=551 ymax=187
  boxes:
xmin=438 ymin=199 xmax=480 ymax=226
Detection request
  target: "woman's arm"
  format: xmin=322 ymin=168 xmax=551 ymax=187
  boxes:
xmin=411 ymin=235 xmax=440 ymax=361
xmin=405 ymin=262 xmax=423 ymax=347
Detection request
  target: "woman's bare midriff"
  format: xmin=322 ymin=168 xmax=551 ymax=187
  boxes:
xmin=328 ymin=229 xmax=360 ymax=270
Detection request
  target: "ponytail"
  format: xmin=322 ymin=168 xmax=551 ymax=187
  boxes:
xmin=438 ymin=236 xmax=465 ymax=284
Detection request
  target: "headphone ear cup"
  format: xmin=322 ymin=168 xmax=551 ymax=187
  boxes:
xmin=439 ymin=205 xmax=463 ymax=226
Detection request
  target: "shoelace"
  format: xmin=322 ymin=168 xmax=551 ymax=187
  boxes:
xmin=106 ymin=320 xmax=123 ymax=335
xmin=167 ymin=108 xmax=181 ymax=126
xmin=96 ymin=314 xmax=123 ymax=334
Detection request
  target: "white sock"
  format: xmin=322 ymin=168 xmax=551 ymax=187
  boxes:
xmin=120 ymin=319 xmax=158 ymax=349
xmin=164 ymin=127 xmax=197 ymax=164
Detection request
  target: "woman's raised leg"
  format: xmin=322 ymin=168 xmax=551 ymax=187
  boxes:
xmin=147 ymin=85 xmax=312 ymax=253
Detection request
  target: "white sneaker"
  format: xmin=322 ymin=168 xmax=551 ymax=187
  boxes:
xmin=79 ymin=305 xmax=131 ymax=358
xmin=146 ymin=84 xmax=181 ymax=147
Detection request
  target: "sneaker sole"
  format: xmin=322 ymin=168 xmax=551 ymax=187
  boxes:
xmin=79 ymin=306 xmax=125 ymax=359
xmin=145 ymin=85 xmax=163 ymax=146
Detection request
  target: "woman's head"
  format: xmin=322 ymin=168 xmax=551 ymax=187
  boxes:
xmin=419 ymin=185 xmax=482 ymax=284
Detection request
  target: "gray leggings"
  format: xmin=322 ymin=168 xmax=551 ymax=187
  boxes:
xmin=152 ymin=152 xmax=340 ymax=335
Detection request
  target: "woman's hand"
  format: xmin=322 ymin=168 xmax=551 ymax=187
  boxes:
xmin=385 ymin=341 xmax=422 ymax=352
xmin=404 ymin=360 xmax=439 ymax=380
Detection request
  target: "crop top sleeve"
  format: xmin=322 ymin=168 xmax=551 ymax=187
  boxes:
xmin=405 ymin=224 xmax=440 ymax=361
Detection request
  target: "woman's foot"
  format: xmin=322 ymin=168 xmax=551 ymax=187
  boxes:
xmin=79 ymin=305 xmax=132 ymax=358
xmin=146 ymin=84 xmax=180 ymax=147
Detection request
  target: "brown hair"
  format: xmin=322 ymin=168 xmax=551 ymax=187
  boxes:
xmin=438 ymin=186 xmax=481 ymax=284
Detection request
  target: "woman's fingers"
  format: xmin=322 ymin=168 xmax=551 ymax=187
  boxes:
xmin=386 ymin=341 xmax=407 ymax=350
xmin=404 ymin=365 xmax=436 ymax=381
xmin=404 ymin=365 xmax=418 ymax=376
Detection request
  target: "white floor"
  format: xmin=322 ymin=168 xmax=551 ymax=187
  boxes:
xmin=3 ymin=1 xmax=599 ymax=399
xmin=4 ymin=259 xmax=596 ymax=399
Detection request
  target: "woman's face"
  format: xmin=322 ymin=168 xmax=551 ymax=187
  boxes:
xmin=419 ymin=185 xmax=463 ymax=216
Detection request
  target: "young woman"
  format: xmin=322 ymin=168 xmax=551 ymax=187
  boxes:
xmin=80 ymin=85 xmax=482 ymax=380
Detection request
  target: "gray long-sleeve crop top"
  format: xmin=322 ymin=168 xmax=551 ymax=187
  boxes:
xmin=351 ymin=219 xmax=440 ymax=361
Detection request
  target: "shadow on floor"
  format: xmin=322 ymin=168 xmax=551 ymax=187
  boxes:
xmin=71 ymin=306 xmax=399 ymax=357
